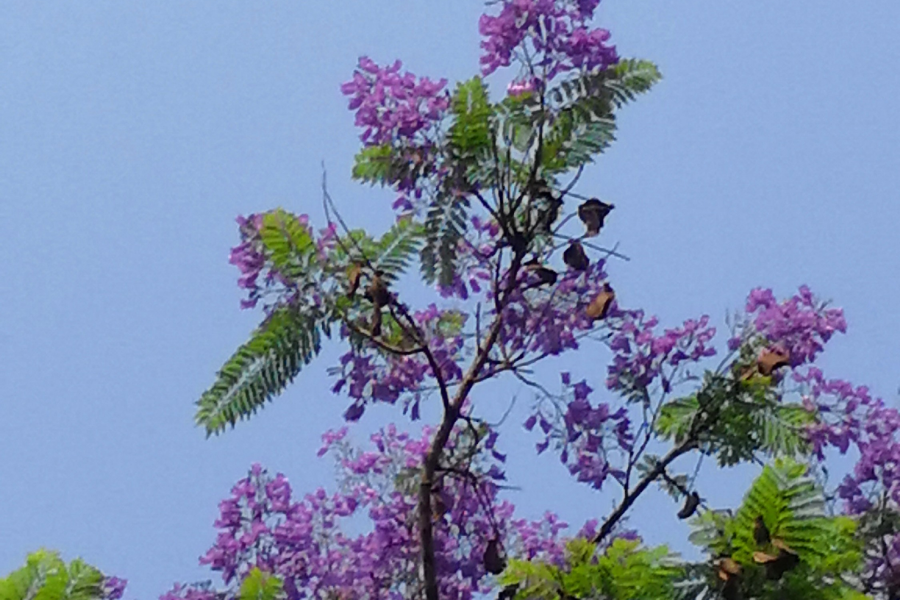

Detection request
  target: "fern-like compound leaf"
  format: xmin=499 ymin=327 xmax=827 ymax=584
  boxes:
xmin=196 ymin=306 xmax=322 ymax=436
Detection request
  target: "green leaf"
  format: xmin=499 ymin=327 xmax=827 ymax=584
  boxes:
xmin=501 ymin=539 xmax=681 ymax=600
xmin=63 ymin=561 xmax=103 ymax=600
xmin=733 ymin=459 xmax=833 ymax=562
xmin=604 ymin=59 xmax=663 ymax=108
xmin=756 ymin=403 xmax=815 ymax=458
xmin=196 ymin=305 xmax=322 ymax=435
xmin=257 ymin=209 xmax=316 ymax=281
xmin=351 ymin=144 xmax=394 ymax=184
xmin=351 ymin=144 xmax=432 ymax=190
xmin=239 ymin=569 xmax=283 ymax=600
xmin=0 ymin=552 xmax=104 ymax=600
xmin=359 ymin=217 xmax=425 ymax=283
xmin=449 ymin=77 xmax=493 ymax=158
xmin=542 ymin=59 xmax=661 ymax=173
xmin=656 ymin=396 xmax=700 ymax=443
xmin=420 ymin=190 xmax=470 ymax=287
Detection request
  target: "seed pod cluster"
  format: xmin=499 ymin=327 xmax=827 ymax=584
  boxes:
xmin=577 ymin=198 xmax=614 ymax=237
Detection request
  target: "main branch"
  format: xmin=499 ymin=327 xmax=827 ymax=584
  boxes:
xmin=418 ymin=252 xmax=524 ymax=600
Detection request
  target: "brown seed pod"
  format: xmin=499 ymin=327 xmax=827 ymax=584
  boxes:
xmin=528 ymin=178 xmax=555 ymax=202
xmin=524 ymin=260 xmax=558 ymax=286
xmin=753 ymin=541 xmax=799 ymax=581
xmin=346 ymin=263 xmax=362 ymax=298
xmin=753 ymin=515 xmax=771 ymax=546
xmin=577 ymin=198 xmax=614 ymax=237
xmin=530 ymin=180 xmax=562 ymax=233
xmin=483 ymin=538 xmax=507 ymax=575
xmin=563 ymin=241 xmax=590 ymax=271
xmin=677 ymin=491 xmax=701 ymax=519
xmin=585 ymin=284 xmax=615 ymax=320
xmin=739 ymin=364 xmax=758 ymax=382
xmin=366 ymin=270 xmax=391 ymax=308
xmin=534 ymin=267 xmax=558 ymax=286
xmin=718 ymin=557 xmax=742 ymax=580
xmin=757 ymin=347 xmax=790 ymax=376
xmin=718 ymin=556 xmax=742 ymax=599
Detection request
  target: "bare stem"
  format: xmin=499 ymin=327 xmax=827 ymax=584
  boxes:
xmin=592 ymin=439 xmax=698 ymax=544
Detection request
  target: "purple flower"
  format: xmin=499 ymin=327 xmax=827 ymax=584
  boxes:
xmin=102 ymin=577 xmax=127 ymax=600
xmin=479 ymin=0 xmax=618 ymax=81
xmin=341 ymin=57 xmax=449 ymax=147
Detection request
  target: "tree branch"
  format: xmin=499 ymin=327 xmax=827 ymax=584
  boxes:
xmin=418 ymin=251 xmax=525 ymax=600
xmin=592 ymin=438 xmax=698 ymax=544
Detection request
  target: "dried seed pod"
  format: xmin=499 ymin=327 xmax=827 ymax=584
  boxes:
xmin=541 ymin=198 xmax=563 ymax=233
xmin=677 ymin=491 xmax=701 ymax=519
xmin=523 ymin=260 xmax=557 ymax=286
xmin=563 ymin=241 xmax=590 ymax=271
xmin=717 ymin=557 xmax=742 ymax=581
xmin=534 ymin=267 xmax=558 ymax=286
xmin=718 ymin=556 xmax=742 ymax=599
xmin=346 ymin=263 xmax=362 ymax=298
xmin=585 ymin=284 xmax=615 ymax=320
xmin=577 ymin=198 xmax=614 ymax=236
xmin=739 ymin=364 xmax=758 ymax=382
xmin=753 ymin=515 xmax=771 ymax=546
xmin=366 ymin=270 xmax=391 ymax=307
xmin=529 ymin=180 xmax=562 ymax=233
xmin=483 ymin=538 xmax=507 ymax=575
xmin=757 ymin=347 xmax=790 ymax=376
xmin=753 ymin=541 xmax=799 ymax=581
xmin=529 ymin=178 xmax=555 ymax=202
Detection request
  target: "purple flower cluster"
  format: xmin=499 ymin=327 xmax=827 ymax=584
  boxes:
xmin=792 ymin=366 xmax=900 ymax=589
xmin=341 ymin=57 xmax=450 ymax=147
xmin=332 ymin=305 xmax=467 ymax=422
xmin=102 ymin=577 xmax=128 ymax=600
xmin=526 ymin=373 xmax=633 ymax=490
xmin=178 ymin=426 xmax=586 ymax=600
xmin=606 ymin=311 xmax=717 ymax=399
xmin=479 ymin=0 xmax=618 ymax=81
xmin=159 ymin=584 xmax=216 ymax=600
xmin=736 ymin=286 xmax=847 ymax=367
xmin=794 ymin=367 xmax=900 ymax=514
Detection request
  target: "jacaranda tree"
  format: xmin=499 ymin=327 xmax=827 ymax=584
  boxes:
xmin=5 ymin=1 xmax=900 ymax=599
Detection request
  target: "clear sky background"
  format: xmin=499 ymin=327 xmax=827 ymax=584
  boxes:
xmin=1 ymin=2 xmax=898 ymax=599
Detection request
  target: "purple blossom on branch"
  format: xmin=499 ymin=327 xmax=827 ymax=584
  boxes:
xmin=341 ymin=57 xmax=450 ymax=147
xmin=738 ymin=285 xmax=847 ymax=367
xmin=479 ymin=0 xmax=618 ymax=80
xmin=185 ymin=426 xmax=591 ymax=600
xmin=606 ymin=311 xmax=716 ymax=399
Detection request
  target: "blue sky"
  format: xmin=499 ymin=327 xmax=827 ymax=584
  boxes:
xmin=1 ymin=1 xmax=898 ymax=598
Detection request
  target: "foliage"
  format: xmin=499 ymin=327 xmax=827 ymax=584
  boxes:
xmin=0 ymin=551 xmax=111 ymax=600
xmin=8 ymin=1 xmax=899 ymax=600
xmin=542 ymin=59 xmax=662 ymax=173
xmin=238 ymin=570 xmax=282 ymax=600
xmin=501 ymin=538 xmax=681 ymax=600
xmin=686 ymin=459 xmax=865 ymax=600
xmin=656 ymin=373 xmax=815 ymax=466
xmin=195 ymin=305 xmax=323 ymax=435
